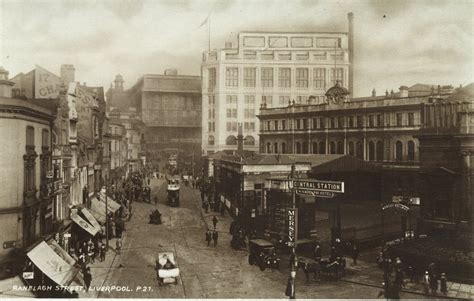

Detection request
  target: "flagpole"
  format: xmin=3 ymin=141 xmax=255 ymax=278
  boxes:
xmin=208 ymin=14 xmax=211 ymax=52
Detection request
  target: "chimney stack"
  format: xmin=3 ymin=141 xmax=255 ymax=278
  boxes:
xmin=372 ymin=88 xmax=376 ymax=97
xmin=399 ymin=86 xmax=409 ymax=98
xmin=0 ymin=66 xmax=14 ymax=98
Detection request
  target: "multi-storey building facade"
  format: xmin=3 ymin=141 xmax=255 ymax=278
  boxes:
xmin=258 ymin=84 xmax=454 ymax=161
xmin=109 ymin=122 xmax=127 ymax=188
xmin=417 ymin=84 xmax=473 ymax=238
xmin=126 ymin=70 xmax=202 ymax=170
xmin=201 ymin=13 xmax=354 ymax=154
xmin=0 ymin=67 xmax=55 ymax=277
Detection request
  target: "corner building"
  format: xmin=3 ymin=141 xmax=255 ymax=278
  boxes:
xmin=201 ymin=13 xmax=354 ymax=154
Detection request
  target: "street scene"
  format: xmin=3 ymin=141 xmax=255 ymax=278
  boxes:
xmin=0 ymin=0 xmax=473 ymax=299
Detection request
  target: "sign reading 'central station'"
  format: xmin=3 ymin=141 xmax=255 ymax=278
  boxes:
xmin=293 ymin=179 xmax=345 ymax=193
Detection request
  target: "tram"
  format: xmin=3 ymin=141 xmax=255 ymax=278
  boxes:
xmin=167 ymin=176 xmax=180 ymax=207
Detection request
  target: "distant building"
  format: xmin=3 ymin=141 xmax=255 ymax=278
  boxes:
xmin=201 ymin=13 xmax=354 ymax=154
xmin=106 ymin=74 xmax=131 ymax=111
xmin=127 ymin=70 xmax=202 ymax=173
xmin=417 ymin=83 xmax=473 ymax=240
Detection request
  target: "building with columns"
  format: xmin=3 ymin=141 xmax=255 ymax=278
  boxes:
xmin=201 ymin=13 xmax=354 ymax=154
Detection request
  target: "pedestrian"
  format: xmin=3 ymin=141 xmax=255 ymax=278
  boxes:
xmin=440 ymin=273 xmax=448 ymax=295
xmin=313 ymin=244 xmax=322 ymax=262
xmin=83 ymin=267 xmax=92 ymax=292
xmin=423 ymin=271 xmax=430 ymax=295
xmin=407 ymin=265 xmax=415 ymax=283
xmin=352 ymin=243 xmax=359 ymax=265
xmin=205 ymin=230 xmax=212 ymax=246
xmin=100 ymin=244 xmax=106 ymax=262
xmin=212 ymin=215 xmax=218 ymax=229
xmin=429 ymin=271 xmax=438 ymax=295
xmin=212 ymin=230 xmax=218 ymax=246
xmin=154 ymin=196 xmax=158 ymax=206
xmin=116 ymin=238 xmax=122 ymax=255
xmin=204 ymin=201 xmax=209 ymax=213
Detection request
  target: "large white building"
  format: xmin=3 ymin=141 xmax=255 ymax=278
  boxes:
xmin=201 ymin=13 xmax=354 ymax=154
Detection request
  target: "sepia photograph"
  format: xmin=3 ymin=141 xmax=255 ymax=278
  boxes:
xmin=0 ymin=0 xmax=472 ymax=299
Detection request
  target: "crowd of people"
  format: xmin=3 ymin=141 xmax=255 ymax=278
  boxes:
xmin=377 ymin=248 xmax=449 ymax=298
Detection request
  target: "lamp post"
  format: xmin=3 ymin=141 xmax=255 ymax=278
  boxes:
xmin=289 ymin=164 xmax=297 ymax=299
xmin=105 ymin=177 xmax=109 ymax=250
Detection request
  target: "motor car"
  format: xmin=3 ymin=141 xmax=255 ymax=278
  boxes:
xmin=156 ymin=252 xmax=180 ymax=285
xmin=248 ymin=239 xmax=280 ymax=271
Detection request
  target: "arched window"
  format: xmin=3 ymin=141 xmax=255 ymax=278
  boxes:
xmin=368 ymin=141 xmax=375 ymax=161
xmin=244 ymin=136 xmax=255 ymax=145
xmin=330 ymin=141 xmax=336 ymax=154
xmin=208 ymin=135 xmax=215 ymax=146
xmin=356 ymin=141 xmax=363 ymax=159
xmin=281 ymin=142 xmax=286 ymax=154
xmin=302 ymin=142 xmax=308 ymax=154
xmin=376 ymin=141 xmax=384 ymax=161
xmin=274 ymin=142 xmax=279 ymax=154
xmin=407 ymin=140 xmax=415 ymax=161
xmin=337 ymin=141 xmax=344 ymax=154
xmin=266 ymin=142 xmax=272 ymax=153
xmin=348 ymin=141 xmax=355 ymax=156
xmin=312 ymin=142 xmax=318 ymax=154
xmin=296 ymin=142 xmax=301 ymax=154
xmin=226 ymin=135 xmax=237 ymax=145
xmin=319 ymin=141 xmax=326 ymax=154
xmin=395 ymin=141 xmax=403 ymax=161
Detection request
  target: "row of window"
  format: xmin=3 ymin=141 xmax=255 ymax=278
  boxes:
xmin=225 ymin=122 xmax=255 ymax=132
xmin=265 ymin=140 xmax=416 ymax=161
xmin=207 ymin=135 xmax=256 ymax=146
xmin=263 ymin=112 xmax=417 ymax=131
xmin=207 ymin=67 xmax=344 ymax=90
xmin=209 ymin=94 xmax=326 ymax=112
xmin=226 ymin=51 xmax=344 ymax=61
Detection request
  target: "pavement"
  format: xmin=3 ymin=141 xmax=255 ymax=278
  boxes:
xmin=73 ymin=175 xmax=472 ymax=299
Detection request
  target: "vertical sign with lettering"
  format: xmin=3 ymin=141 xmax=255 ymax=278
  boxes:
xmin=287 ymin=208 xmax=298 ymax=247
xmin=35 ymin=65 xmax=62 ymax=99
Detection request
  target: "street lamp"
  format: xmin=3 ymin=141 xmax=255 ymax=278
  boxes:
xmin=105 ymin=177 xmax=109 ymax=250
xmin=289 ymin=164 xmax=297 ymax=299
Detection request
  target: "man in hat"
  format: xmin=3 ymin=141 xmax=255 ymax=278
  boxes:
xmin=440 ymin=273 xmax=448 ymax=295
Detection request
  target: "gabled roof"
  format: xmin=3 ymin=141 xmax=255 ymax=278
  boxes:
xmin=409 ymin=83 xmax=433 ymax=91
xmin=309 ymin=155 xmax=380 ymax=174
xmin=287 ymin=154 xmax=346 ymax=167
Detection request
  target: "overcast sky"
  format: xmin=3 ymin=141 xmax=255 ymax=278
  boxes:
xmin=1 ymin=0 xmax=472 ymax=97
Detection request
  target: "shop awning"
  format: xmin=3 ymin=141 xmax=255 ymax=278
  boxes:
xmin=81 ymin=208 xmax=101 ymax=231
xmin=98 ymin=191 xmax=121 ymax=212
xmin=71 ymin=212 xmax=100 ymax=236
xmin=90 ymin=197 xmax=107 ymax=223
xmin=27 ymin=241 xmax=78 ymax=287
xmin=0 ymin=276 xmax=34 ymax=297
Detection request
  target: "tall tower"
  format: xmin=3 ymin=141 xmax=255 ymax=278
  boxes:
xmin=60 ymin=64 xmax=75 ymax=85
xmin=348 ymin=12 xmax=354 ymax=97
xmin=114 ymin=74 xmax=124 ymax=92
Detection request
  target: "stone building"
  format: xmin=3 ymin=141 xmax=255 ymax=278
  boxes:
xmin=127 ymin=70 xmax=202 ymax=172
xmin=0 ymin=67 xmax=55 ymax=277
xmin=417 ymin=83 xmax=473 ymax=240
xmin=201 ymin=13 xmax=355 ymax=154
xmin=109 ymin=121 xmax=128 ymax=188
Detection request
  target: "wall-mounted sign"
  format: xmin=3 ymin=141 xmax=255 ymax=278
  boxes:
xmin=296 ymin=189 xmax=334 ymax=198
xmin=293 ymin=179 xmax=344 ymax=193
xmin=22 ymin=272 xmax=34 ymax=279
xmin=382 ymin=203 xmax=410 ymax=212
xmin=287 ymin=208 xmax=298 ymax=247
xmin=3 ymin=240 xmax=16 ymax=249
